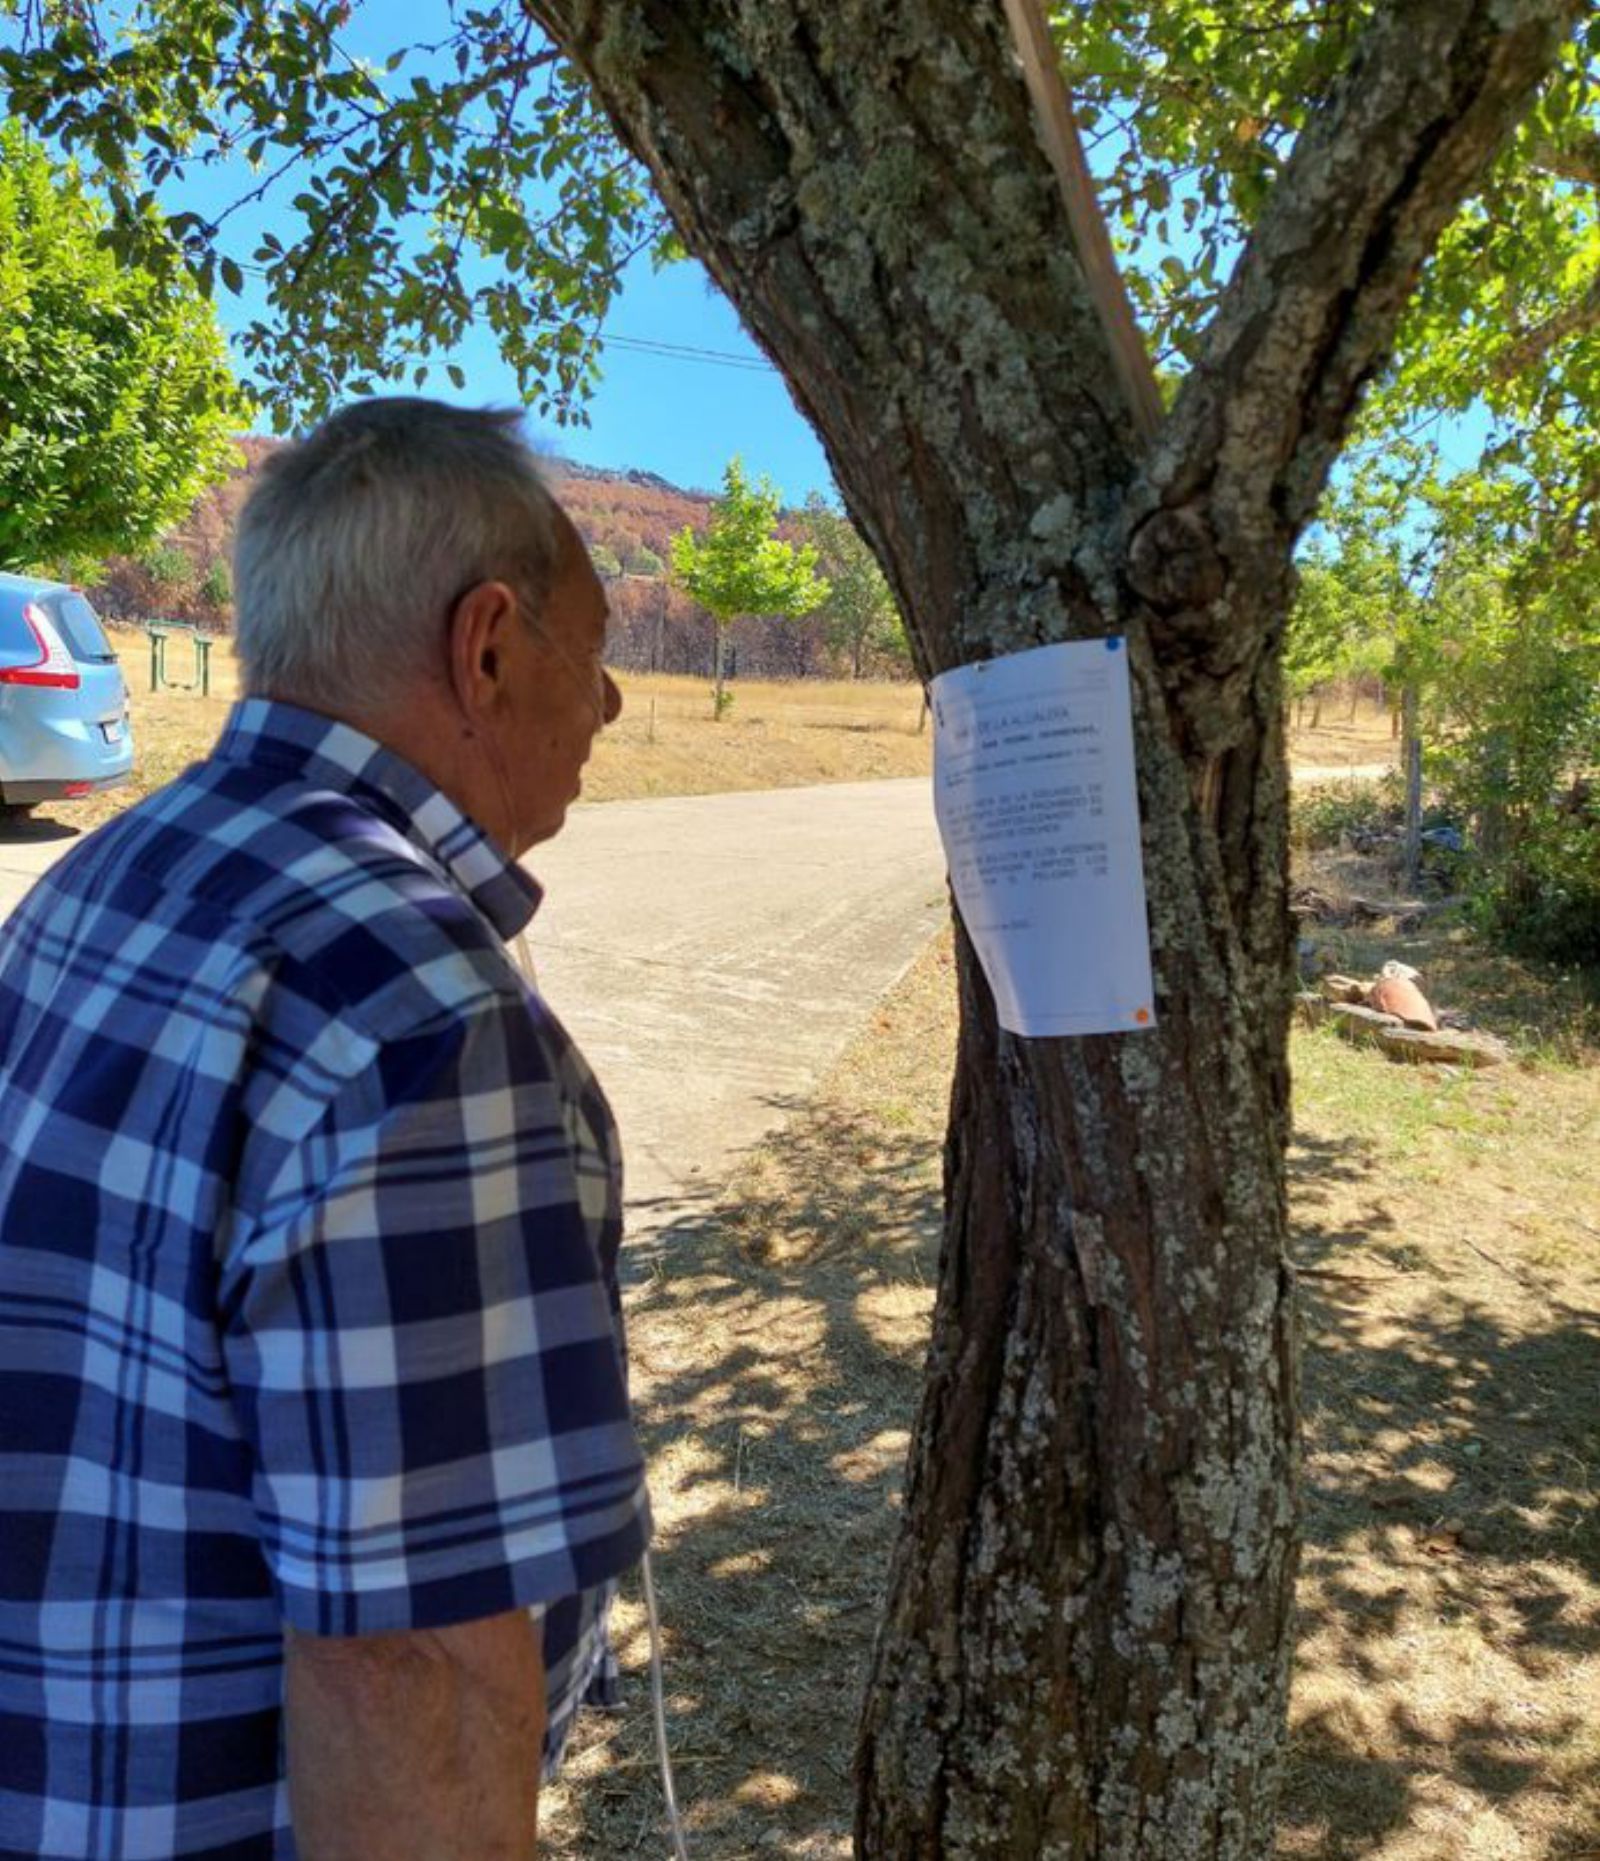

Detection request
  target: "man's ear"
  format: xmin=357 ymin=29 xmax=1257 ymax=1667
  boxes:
xmin=447 ymin=580 xmax=519 ymax=724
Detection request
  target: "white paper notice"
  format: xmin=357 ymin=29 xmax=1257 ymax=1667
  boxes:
xmin=931 ymin=638 xmax=1156 ymax=1037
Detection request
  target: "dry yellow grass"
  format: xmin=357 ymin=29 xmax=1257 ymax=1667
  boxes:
xmin=52 ymin=629 xmax=931 ymax=835
xmin=577 ymin=671 xmax=932 ymax=800
xmin=57 ymin=627 xmax=1384 ymax=839
xmin=1290 ymin=695 xmax=1399 ymax=773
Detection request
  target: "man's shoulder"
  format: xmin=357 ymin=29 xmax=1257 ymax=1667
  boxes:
xmin=57 ymin=757 xmax=522 ymax=1036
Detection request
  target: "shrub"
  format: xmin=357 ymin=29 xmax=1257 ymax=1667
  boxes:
xmin=1290 ymin=774 xmax=1403 ymax=852
xmin=141 ymin=543 xmax=192 ymax=589
xmin=1474 ymin=812 xmax=1600 ymax=970
xmin=198 ymin=559 xmax=232 ymax=611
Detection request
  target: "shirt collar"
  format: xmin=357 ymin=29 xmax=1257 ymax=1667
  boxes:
xmin=212 ymin=698 xmax=542 ymax=939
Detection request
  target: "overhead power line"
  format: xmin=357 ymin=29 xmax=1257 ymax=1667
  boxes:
xmin=231 ymin=253 xmax=777 ymax=375
xmin=598 ymin=330 xmax=776 ymax=373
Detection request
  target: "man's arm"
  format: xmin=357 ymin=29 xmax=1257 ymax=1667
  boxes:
xmin=285 ymin=1609 xmax=547 ymax=1861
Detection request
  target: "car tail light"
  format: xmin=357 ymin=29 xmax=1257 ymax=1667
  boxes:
xmin=0 ymin=604 xmax=80 ymax=689
xmin=62 ymin=781 xmax=91 ymax=797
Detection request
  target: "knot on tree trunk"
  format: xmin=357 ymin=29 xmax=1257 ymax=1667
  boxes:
xmin=1125 ymin=503 xmax=1226 ymax=616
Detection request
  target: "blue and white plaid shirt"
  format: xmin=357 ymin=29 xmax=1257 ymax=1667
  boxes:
xmin=0 ymin=700 xmax=652 ymax=1859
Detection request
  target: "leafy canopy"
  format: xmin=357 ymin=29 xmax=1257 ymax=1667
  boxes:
xmin=0 ymin=0 xmax=656 ymax=427
xmin=1056 ymin=3 xmax=1600 ymax=491
xmin=1 ymin=3 xmax=1590 ymax=465
xmin=0 ymin=120 xmax=242 ymax=570
xmin=670 ymin=459 xmax=828 ymax=629
xmin=3 ymin=0 xmax=1595 ymax=559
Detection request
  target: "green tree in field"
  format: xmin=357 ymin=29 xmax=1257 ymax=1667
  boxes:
xmin=670 ymin=458 xmax=827 ymax=717
xmin=198 ymin=558 xmax=233 ymax=614
xmin=1419 ymin=463 xmax=1600 ymax=959
xmin=798 ymin=492 xmax=911 ymax=678
xmin=0 ymin=123 xmax=242 ymax=570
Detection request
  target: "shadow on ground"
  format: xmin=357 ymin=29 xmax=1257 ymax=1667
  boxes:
xmin=543 ymin=971 xmax=1598 ymax=1859
xmin=0 ymin=810 xmax=78 ymax=844
xmin=1281 ymin=1120 xmax=1600 ymax=1858
xmin=541 ymin=1103 xmax=945 ymax=1859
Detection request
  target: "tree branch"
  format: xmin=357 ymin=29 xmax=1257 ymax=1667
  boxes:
xmin=1142 ymin=0 xmax=1586 ymax=600
xmin=999 ymin=0 xmax=1163 ymax=441
xmin=1527 ymin=126 xmax=1600 ymax=187
xmin=1493 ymin=269 xmax=1600 ymax=380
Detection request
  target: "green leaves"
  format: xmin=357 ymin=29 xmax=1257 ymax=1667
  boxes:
xmin=2 ymin=1 xmax=1591 ymax=505
xmin=1054 ymin=1 xmax=1357 ymax=367
xmin=670 ymin=459 xmax=829 ymax=628
xmin=1052 ymin=0 xmax=1599 ymax=503
xmin=795 ymin=493 xmax=910 ymax=678
xmin=0 ymin=121 xmax=243 ymax=569
xmin=0 ymin=1 xmax=659 ymax=427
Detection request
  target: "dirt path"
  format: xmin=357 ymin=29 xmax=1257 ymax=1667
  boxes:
xmin=523 ymin=779 xmax=947 ymax=1228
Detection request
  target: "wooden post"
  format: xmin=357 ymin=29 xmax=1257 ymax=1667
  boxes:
xmin=999 ymin=0 xmax=1163 ymax=442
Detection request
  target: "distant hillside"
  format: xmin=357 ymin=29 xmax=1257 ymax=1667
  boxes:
xmin=546 ymin=459 xmax=714 ymax=570
xmin=90 ymin=436 xmax=897 ymax=681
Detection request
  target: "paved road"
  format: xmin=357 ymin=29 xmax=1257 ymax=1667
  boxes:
xmin=0 ymin=817 xmax=80 ymax=926
xmin=0 ymin=782 xmax=949 ymax=1234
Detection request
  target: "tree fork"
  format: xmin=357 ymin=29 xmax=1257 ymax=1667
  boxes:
xmin=522 ymin=1 xmax=1585 ymax=1852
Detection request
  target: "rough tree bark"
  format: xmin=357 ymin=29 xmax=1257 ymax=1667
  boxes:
xmin=521 ymin=2 xmax=1584 ymax=1854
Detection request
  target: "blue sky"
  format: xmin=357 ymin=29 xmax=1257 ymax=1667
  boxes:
xmin=178 ymin=150 xmax=836 ymax=503
xmin=124 ymin=0 xmax=842 ymax=505
xmin=0 ymin=1 xmax=837 ymax=504
xmin=441 ymin=253 xmax=838 ymax=502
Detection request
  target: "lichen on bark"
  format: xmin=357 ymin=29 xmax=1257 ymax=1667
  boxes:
xmin=524 ymin=1 xmax=1587 ymax=1853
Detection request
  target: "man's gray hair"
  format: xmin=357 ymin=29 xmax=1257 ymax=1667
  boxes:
xmin=233 ymin=399 xmax=563 ymax=709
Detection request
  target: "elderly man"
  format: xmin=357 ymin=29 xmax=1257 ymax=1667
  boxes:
xmin=0 ymin=400 xmax=650 ymax=1858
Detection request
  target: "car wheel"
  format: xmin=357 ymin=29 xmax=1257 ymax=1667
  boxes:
xmin=0 ymin=803 xmax=38 ymax=824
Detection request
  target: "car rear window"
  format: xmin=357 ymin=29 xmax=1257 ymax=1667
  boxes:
xmin=42 ymin=591 xmax=116 ymax=664
xmin=0 ymin=598 xmax=34 ymax=660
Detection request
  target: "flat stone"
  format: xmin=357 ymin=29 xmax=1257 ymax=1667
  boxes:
xmin=1374 ymin=1025 xmax=1512 ymax=1068
xmin=1329 ymin=1002 xmax=1406 ymax=1050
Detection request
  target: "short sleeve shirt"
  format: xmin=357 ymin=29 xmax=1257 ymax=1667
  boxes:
xmin=0 ymin=700 xmax=651 ymax=1859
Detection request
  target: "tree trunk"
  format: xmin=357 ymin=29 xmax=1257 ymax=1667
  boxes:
xmin=1475 ymin=726 xmax=1511 ymax=866
xmin=711 ymin=618 xmax=728 ymax=718
xmin=525 ymin=2 xmax=1583 ymax=1852
xmin=1401 ymin=681 xmax=1424 ymax=887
